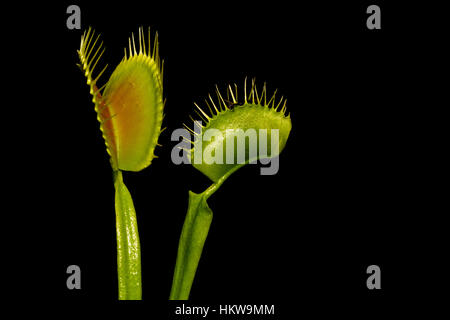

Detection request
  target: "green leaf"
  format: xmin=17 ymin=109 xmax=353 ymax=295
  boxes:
xmin=170 ymin=81 xmax=292 ymax=300
xmin=114 ymin=170 xmax=142 ymax=300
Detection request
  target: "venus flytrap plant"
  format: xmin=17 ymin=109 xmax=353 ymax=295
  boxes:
xmin=77 ymin=27 xmax=164 ymax=300
xmin=170 ymin=79 xmax=292 ymax=300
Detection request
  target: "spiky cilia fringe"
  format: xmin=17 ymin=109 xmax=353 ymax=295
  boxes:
xmin=183 ymin=78 xmax=290 ymax=148
xmin=77 ymin=27 xmax=116 ymax=159
xmin=122 ymin=27 xmax=164 ymax=89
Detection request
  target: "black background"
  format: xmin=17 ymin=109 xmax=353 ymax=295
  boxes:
xmin=15 ymin=0 xmax=444 ymax=317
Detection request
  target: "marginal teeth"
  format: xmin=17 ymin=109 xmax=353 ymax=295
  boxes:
xmin=188 ymin=79 xmax=289 ymax=157
xmin=190 ymin=79 xmax=288 ymax=128
xmin=78 ymin=28 xmax=113 ymax=158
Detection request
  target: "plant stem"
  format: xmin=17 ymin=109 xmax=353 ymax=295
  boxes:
xmin=114 ymin=170 xmax=142 ymax=300
xmin=169 ymin=175 xmax=228 ymax=300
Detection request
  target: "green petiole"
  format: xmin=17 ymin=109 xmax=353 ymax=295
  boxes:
xmin=170 ymin=175 xmax=228 ymax=300
xmin=114 ymin=170 xmax=142 ymax=300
